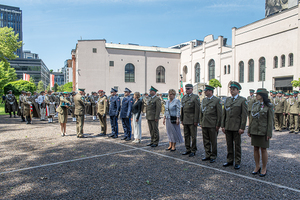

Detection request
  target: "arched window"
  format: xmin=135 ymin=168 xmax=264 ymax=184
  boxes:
xmin=156 ymin=66 xmax=165 ymax=83
xmin=182 ymin=66 xmax=188 ymax=82
xmin=274 ymin=56 xmax=278 ymax=68
xmin=208 ymin=59 xmax=215 ymax=80
xmin=281 ymin=55 xmax=285 ymax=67
xmin=228 ymin=65 xmax=231 ymax=74
xmin=259 ymin=57 xmax=266 ymax=81
xmin=248 ymin=59 xmax=254 ymax=82
xmin=239 ymin=61 xmax=244 ymax=83
xmin=125 ymin=63 xmax=135 ymax=82
xmin=195 ymin=63 xmax=200 ymax=83
xmin=224 ymin=65 xmax=227 ymax=74
xmin=289 ymin=53 xmax=294 ymax=66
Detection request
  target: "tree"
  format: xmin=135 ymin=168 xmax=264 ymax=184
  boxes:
xmin=53 ymin=83 xmax=59 ymax=92
xmin=57 ymin=85 xmax=64 ymax=92
xmin=4 ymin=80 xmax=36 ymax=96
xmin=49 ymin=69 xmax=53 ymax=73
xmin=37 ymin=80 xmax=45 ymax=92
xmin=29 ymin=77 xmax=35 ymax=84
xmin=0 ymin=27 xmax=22 ymax=94
xmin=209 ymin=78 xmax=222 ymax=89
xmin=291 ymin=78 xmax=300 ymax=88
xmin=62 ymin=82 xmax=73 ymax=92
xmin=46 ymin=84 xmax=50 ymax=91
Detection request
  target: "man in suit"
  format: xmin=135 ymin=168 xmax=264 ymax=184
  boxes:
xmin=97 ymin=90 xmax=108 ymax=136
xmin=74 ymin=88 xmax=86 ymax=138
xmin=146 ymin=86 xmax=161 ymax=147
xmin=221 ymin=81 xmax=247 ymax=169
xmin=200 ymin=85 xmax=222 ymax=163
xmin=120 ymin=88 xmax=133 ymax=141
xmin=181 ymin=84 xmax=200 ymax=157
xmin=274 ymin=90 xmax=286 ymax=132
xmin=109 ymin=88 xmax=120 ymax=138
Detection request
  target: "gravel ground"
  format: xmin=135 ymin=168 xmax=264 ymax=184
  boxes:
xmin=0 ymin=114 xmax=299 ymax=199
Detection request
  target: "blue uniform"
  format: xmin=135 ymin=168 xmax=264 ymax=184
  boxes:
xmin=109 ymin=95 xmax=120 ymax=136
xmin=120 ymin=96 xmax=133 ymax=138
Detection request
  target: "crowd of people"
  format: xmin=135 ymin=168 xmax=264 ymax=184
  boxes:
xmin=4 ymin=80 xmax=299 ymax=177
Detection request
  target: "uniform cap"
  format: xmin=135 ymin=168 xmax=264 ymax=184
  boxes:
xmin=272 ymin=91 xmax=277 ymax=94
xmin=63 ymin=91 xmax=69 ymax=94
xmin=255 ymin=88 xmax=268 ymax=94
xmin=278 ymin=90 xmax=283 ymax=94
xmin=270 ymin=90 xmax=273 ymax=93
xmin=40 ymin=91 xmax=45 ymax=94
xmin=249 ymin=89 xmax=255 ymax=93
xmin=98 ymin=90 xmax=103 ymax=93
xmin=78 ymin=88 xmax=85 ymax=92
xmin=198 ymin=89 xmax=203 ymax=92
xmin=229 ymin=81 xmax=242 ymax=90
xmin=7 ymin=90 xmax=12 ymax=93
xmin=111 ymin=88 xmax=118 ymax=93
xmin=48 ymin=90 xmax=52 ymax=93
xmin=285 ymin=93 xmax=290 ymax=96
xmin=293 ymin=91 xmax=299 ymax=94
xmin=124 ymin=87 xmax=132 ymax=93
xmin=185 ymin=84 xmax=193 ymax=88
xmin=150 ymin=86 xmax=158 ymax=92
xmin=22 ymin=91 xmax=26 ymax=93
xmin=204 ymin=85 xmax=215 ymax=91
xmin=26 ymin=91 xmax=31 ymax=94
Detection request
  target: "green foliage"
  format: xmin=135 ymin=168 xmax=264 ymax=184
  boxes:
xmin=57 ymin=85 xmax=64 ymax=92
xmin=37 ymin=80 xmax=45 ymax=92
xmin=49 ymin=69 xmax=53 ymax=73
xmin=291 ymin=78 xmax=300 ymax=88
xmin=29 ymin=77 xmax=35 ymax=83
xmin=209 ymin=79 xmax=222 ymax=88
xmin=0 ymin=61 xmax=17 ymax=94
xmin=3 ymin=80 xmax=36 ymax=95
xmin=46 ymin=84 xmax=50 ymax=91
xmin=0 ymin=27 xmax=23 ymax=62
xmin=53 ymin=83 xmax=59 ymax=92
xmin=62 ymin=82 xmax=73 ymax=92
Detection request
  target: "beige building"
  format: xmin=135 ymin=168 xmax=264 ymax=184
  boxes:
xmin=72 ymin=3 xmax=300 ymax=96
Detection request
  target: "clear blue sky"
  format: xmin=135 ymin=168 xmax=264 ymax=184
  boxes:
xmin=3 ymin=0 xmax=265 ymax=71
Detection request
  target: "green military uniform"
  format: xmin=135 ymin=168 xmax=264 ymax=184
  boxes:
xmin=18 ymin=91 xmax=26 ymax=122
xmin=23 ymin=92 xmax=33 ymax=124
xmin=142 ymin=95 xmax=149 ymax=114
xmin=74 ymin=89 xmax=86 ymax=138
xmin=97 ymin=91 xmax=108 ymax=136
xmin=159 ymin=94 xmax=165 ymax=115
xmin=221 ymin=81 xmax=247 ymax=167
xmin=282 ymin=93 xmax=290 ymax=129
xmin=287 ymin=92 xmax=300 ymax=133
xmin=198 ymin=90 xmax=205 ymax=105
xmin=273 ymin=91 xmax=286 ymax=131
xmin=5 ymin=91 xmax=18 ymax=118
xmin=70 ymin=92 xmax=76 ymax=122
xmin=248 ymin=88 xmax=273 ymax=148
xmin=199 ymin=85 xmax=222 ymax=161
xmin=247 ymin=89 xmax=256 ymax=125
xmin=181 ymin=84 xmax=200 ymax=155
xmin=146 ymin=86 xmax=161 ymax=146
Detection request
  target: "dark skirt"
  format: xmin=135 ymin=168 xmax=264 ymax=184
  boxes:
xmin=251 ymin=134 xmax=269 ymax=148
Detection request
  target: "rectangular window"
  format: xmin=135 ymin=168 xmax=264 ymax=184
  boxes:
xmin=92 ymin=48 xmax=97 ymax=53
xmin=109 ymin=61 xmax=114 ymax=67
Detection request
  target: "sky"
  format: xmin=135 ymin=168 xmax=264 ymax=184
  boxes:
xmin=2 ymin=0 xmax=265 ymax=71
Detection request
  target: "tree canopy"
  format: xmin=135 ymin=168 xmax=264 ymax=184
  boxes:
xmin=4 ymin=80 xmax=36 ymax=95
xmin=209 ymin=79 xmax=222 ymax=88
xmin=292 ymin=78 xmax=300 ymax=88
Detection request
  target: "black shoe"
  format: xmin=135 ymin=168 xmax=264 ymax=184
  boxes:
xmin=98 ymin=133 xmax=106 ymax=136
xmin=182 ymin=151 xmax=191 ymax=155
xmin=289 ymin=131 xmax=294 ymax=133
xmin=252 ymin=167 xmax=261 ymax=175
xmin=9 ymin=115 xmax=12 ymax=118
xmin=78 ymin=135 xmax=87 ymax=138
xmin=121 ymin=137 xmax=127 ymax=140
xmin=112 ymin=135 xmax=118 ymax=139
xmin=170 ymin=149 xmax=176 ymax=152
xmin=14 ymin=115 xmax=17 ymax=118
xmin=295 ymin=131 xmax=299 ymax=134
xmin=259 ymin=170 xmax=267 ymax=177
xmin=151 ymin=144 xmax=158 ymax=147
xmin=202 ymin=157 xmax=210 ymax=161
xmin=125 ymin=138 xmax=131 ymax=141
xmin=147 ymin=143 xmax=153 ymax=146
xmin=210 ymin=159 xmax=215 ymax=163
xmin=223 ymin=162 xmax=233 ymax=167
xmin=166 ymin=147 xmax=172 ymax=151
xmin=234 ymin=164 xmax=240 ymax=170
xmin=109 ymin=134 xmax=115 ymax=137
xmin=26 ymin=121 xmax=30 ymax=124
xmin=21 ymin=120 xmax=26 ymax=122
xmin=189 ymin=152 xmax=196 ymax=157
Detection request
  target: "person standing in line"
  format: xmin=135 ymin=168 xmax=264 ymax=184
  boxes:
xmin=163 ymin=89 xmax=183 ymax=151
xmin=200 ymin=85 xmax=222 ymax=163
xmin=248 ymin=88 xmax=273 ymax=177
xmin=70 ymin=92 xmax=76 ymax=122
xmin=23 ymin=91 xmax=33 ymax=124
xmin=247 ymin=89 xmax=256 ymax=125
xmin=97 ymin=90 xmax=108 ymax=136
xmin=57 ymin=92 xmax=71 ymax=136
xmin=132 ymin=92 xmax=143 ymax=143
xmin=74 ymin=89 xmax=86 ymax=138
xmin=142 ymin=93 xmax=149 ymax=116
xmin=45 ymin=90 xmax=56 ymax=123
xmin=5 ymin=90 xmax=18 ymax=118
xmin=146 ymin=86 xmax=161 ymax=147
xmin=18 ymin=91 xmax=26 ymax=122
xmin=287 ymin=91 xmax=300 ymax=134
xmin=181 ymin=84 xmax=200 ymax=157
xmin=282 ymin=93 xmax=290 ymax=130
xmin=120 ymin=88 xmax=133 ymax=141
xmin=109 ymin=88 xmax=120 ymax=138
xmin=221 ymin=81 xmax=247 ymax=169
xmin=37 ymin=91 xmax=46 ymax=121
xmin=91 ymin=92 xmax=98 ymax=121
xmin=274 ymin=90 xmax=286 ymax=132
xmin=198 ymin=89 xmax=205 ymax=105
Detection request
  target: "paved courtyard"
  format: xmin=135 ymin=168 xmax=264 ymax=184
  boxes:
xmin=0 ymin=114 xmax=300 ymax=199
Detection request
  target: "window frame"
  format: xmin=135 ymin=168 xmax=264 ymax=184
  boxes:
xmin=124 ymin=63 xmax=135 ymax=83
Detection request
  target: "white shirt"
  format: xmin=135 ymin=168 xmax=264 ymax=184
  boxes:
xmin=37 ymin=95 xmax=45 ymax=104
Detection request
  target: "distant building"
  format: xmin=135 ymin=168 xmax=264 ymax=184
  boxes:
xmin=65 ymin=59 xmax=72 ymax=83
xmin=23 ymin=50 xmax=39 ymax=59
xmin=9 ymin=58 xmax=50 ymax=88
xmin=0 ymin=4 xmax=23 ymax=58
xmin=53 ymin=71 xmax=65 ymax=86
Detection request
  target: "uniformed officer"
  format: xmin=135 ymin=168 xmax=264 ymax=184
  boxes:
xmin=199 ymin=85 xmax=222 ymax=163
xmin=181 ymin=84 xmax=200 ymax=157
xmin=158 ymin=93 xmax=165 ymax=115
xmin=221 ymin=81 xmax=247 ymax=169
xmin=5 ymin=90 xmax=18 ymax=118
xmin=90 ymin=92 xmax=98 ymax=121
xmin=282 ymin=93 xmax=290 ymax=129
xmin=287 ymin=91 xmax=300 ymax=134
xmin=120 ymin=88 xmax=133 ymax=141
xmin=177 ymin=89 xmax=182 ymax=101
xmin=142 ymin=93 xmax=150 ymax=115
xmin=23 ymin=91 xmax=33 ymax=124
xmin=74 ymin=88 xmax=86 ymax=138
xmin=198 ymin=89 xmax=205 ymax=105
xmin=146 ymin=86 xmax=161 ymax=147
xmin=247 ymin=89 xmax=256 ymax=125
xmin=70 ymin=92 xmax=76 ymax=122
xmin=45 ymin=90 xmax=56 ymax=123
xmin=109 ymin=88 xmax=121 ymax=138
xmin=18 ymin=91 xmax=26 ymax=122
xmin=274 ymin=90 xmax=286 ymax=132
xmin=37 ymin=91 xmax=46 ymax=121
xmin=97 ymin=90 xmax=108 ymax=136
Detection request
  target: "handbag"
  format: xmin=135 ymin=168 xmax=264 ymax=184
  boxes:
xmin=168 ymin=101 xmax=177 ymax=124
